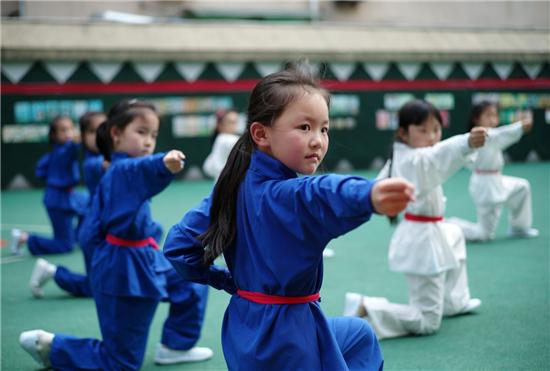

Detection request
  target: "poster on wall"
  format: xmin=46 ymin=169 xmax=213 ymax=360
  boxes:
xmin=377 ymin=93 xmax=452 ymax=130
xmin=150 ymin=96 xmax=233 ymax=116
xmin=4 ymin=99 xmax=104 ymax=143
xmin=148 ymin=96 xmax=238 ymax=138
xmin=383 ymin=93 xmax=415 ymax=111
xmin=375 ymin=109 xmax=398 ymax=130
xmin=14 ymin=99 xmax=103 ymax=124
xmin=473 ymin=92 xmax=550 ymax=126
xmin=329 ymin=94 xmax=360 ymax=130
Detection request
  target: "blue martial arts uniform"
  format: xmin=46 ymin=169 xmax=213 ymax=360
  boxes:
xmin=28 ymin=141 xmax=89 ymax=255
xmin=54 ymin=151 xmax=104 ymax=297
xmin=49 ymin=152 xmax=208 ymax=371
xmin=164 ymin=150 xmax=384 ymax=371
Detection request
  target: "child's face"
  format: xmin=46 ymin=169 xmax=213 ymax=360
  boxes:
xmin=399 ymin=114 xmax=442 ymax=148
xmin=264 ymin=91 xmax=329 ymax=175
xmin=54 ymin=118 xmax=76 ymax=144
xmin=476 ymin=105 xmax=499 ymax=128
xmin=219 ymin=111 xmax=239 ymax=134
xmin=84 ymin=114 xmax=106 ymax=153
xmin=112 ymin=110 xmax=159 ymax=158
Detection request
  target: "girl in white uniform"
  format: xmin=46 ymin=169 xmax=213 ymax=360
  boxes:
xmin=343 ymin=99 xmax=486 ymax=340
xmin=202 ymin=109 xmax=240 ymax=182
xmin=448 ymin=101 xmax=537 ymax=241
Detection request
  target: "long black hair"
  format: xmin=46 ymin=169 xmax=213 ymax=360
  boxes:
xmin=468 ymin=100 xmax=497 ymax=131
xmin=96 ymin=99 xmax=157 ymax=161
xmin=386 ymin=99 xmax=442 ymax=224
xmin=198 ymin=62 xmax=330 ymax=265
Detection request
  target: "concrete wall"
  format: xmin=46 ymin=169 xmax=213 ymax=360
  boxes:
xmin=9 ymin=0 xmax=550 ymax=30
xmin=323 ymin=1 xmax=550 ymax=30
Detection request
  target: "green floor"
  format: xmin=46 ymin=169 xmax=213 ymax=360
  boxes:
xmin=2 ymin=163 xmax=549 ymax=370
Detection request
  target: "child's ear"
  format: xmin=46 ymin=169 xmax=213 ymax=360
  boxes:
xmin=110 ymin=126 xmax=121 ymax=145
xmin=397 ymin=127 xmax=408 ymax=143
xmin=250 ymin=122 xmax=269 ymax=149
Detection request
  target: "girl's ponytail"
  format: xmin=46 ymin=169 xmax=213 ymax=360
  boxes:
xmin=199 ymin=131 xmax=254 ymax=265
xmin=96 ymin=121 xmax=113 ymax=161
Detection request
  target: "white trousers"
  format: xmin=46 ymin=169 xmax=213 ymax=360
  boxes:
xmin=362 ymin=261 xmax=471 ymax=340
xmin=450 ymin=175 xmax=532 ymax=241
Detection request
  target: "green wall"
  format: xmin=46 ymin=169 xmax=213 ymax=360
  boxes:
xmin=2 ymin=60 xmax=549 ymax=189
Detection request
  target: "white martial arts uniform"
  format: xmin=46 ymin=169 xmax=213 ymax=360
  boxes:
xmin=202 ymin=133 xmax=239 ymax=182
xmin=360 ymin=135 xmax=477 ymax=340
xmin=448 ymin=122 xmax=533 ymax=241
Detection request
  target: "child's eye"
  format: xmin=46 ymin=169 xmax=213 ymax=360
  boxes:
xmin=321 ymin=127 xmax=329 ymax=134
xmin=299 ymin=124 xmax=311 ymax=131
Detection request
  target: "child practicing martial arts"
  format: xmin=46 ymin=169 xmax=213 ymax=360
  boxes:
xmin=448 ymin=100 xmax=538 ymax=241
xmin=344 ymin=99 xmax=486 ymax=340
xmin=19 ymin=99 xmax=212 ymax=370
xmin=10 ymin=115 xmax=88 ymax=256
xmin=164 ymin=64 xmax=414 ymax=370
xmin=29 ymin=111 xmax=107 ymax=298
xmin=202 ymin=108 xmax=240 ymax=182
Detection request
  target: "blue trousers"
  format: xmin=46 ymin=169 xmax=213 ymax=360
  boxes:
xmin=54 ymin=267 xmax=91 ymax=297
xmin=328 ymin=317 xmax=384 ymax=371
xmin=51 ymin=214 xmax=97 ymax=297
xmin=49 ymin=270 xmax=209 ymax=370
xmin=28 ymin=208 xmax=77 ymax=255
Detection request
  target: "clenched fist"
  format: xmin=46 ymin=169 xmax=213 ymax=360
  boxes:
xmin=371 ymin=178 xmax=415 ymax=217
xmin=468 ymin=127 xmax=487 ymax=148
xmin=163 ymin=150 xmax=186 ymax=174
xmin=521 ymin=117 xmax=533 ymax=133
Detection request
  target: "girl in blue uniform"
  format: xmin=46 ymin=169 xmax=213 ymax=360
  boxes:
xmin=20 ymin=100 xmax=213 ymax=369
xmin=10 ymin=115 xmax=88 ymax=256
xmin=163 ymin=65 xmax=414 ymax=370
xmin=29 ymin=111 xmax=107 ymax=298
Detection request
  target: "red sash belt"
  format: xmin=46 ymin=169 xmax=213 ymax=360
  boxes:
xmin=475 ymin=169 xmax=500 ymax=175
xmin=106 ymin=234 xmax=159 ymax=250
xmin=404 ymin=213 xmax=443 ymax=222
xmin=237 ymin=289 xmax=320 ymax=304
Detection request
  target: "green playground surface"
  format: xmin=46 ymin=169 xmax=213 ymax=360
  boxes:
xmin=2 ymin=163 xmax=549 ymax=370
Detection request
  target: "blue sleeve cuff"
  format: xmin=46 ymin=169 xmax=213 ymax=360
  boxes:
xmin=366 ymin=181 xmax=378 ymax=214
xmin=207 ymin=265 xmax=236 ymax=294
xmin=152 ymin=152 xmax=174 ymax=178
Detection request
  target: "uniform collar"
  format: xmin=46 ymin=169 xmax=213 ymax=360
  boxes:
xmin=111 ymin=152 xmax=131 ymax=162
xmin=249 ymin=150 xmax=297 ymax=180
xmin=85 ymin=150 xmax=101 ymax=159
xmin=394 ymin=141 xmax=412 ymax=151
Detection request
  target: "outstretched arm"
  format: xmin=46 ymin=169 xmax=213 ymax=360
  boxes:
xmin=488 ymin=119 xmax=529 ymax=150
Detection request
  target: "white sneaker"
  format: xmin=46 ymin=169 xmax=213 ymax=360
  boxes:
xmin=154 ymin=344 xmax=213 ymax=365
xmin=322 ymin=248 xmax=335 ymax=258
xmin=30 ymin=259 xmax=57 ymax=298
xmin=463 ymin=298 xmax=482 ymax=313
xmin=19 ymin=330 xmax=53 ymax=367
xmin=343 ymin=292 xmax=364 ymax=317
xmin=10 ymin=228 xmax=23 ymax=255
xmin=507 ymin=227 xmax=539 ymax=239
